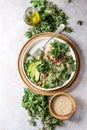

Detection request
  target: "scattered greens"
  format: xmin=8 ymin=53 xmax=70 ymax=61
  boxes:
xmin=22 ymin=88 xmax=62 ymax=130
xmin=30 ymin=0 xmax=45 ymax=10
xmin=50 ymin=40 xmax=70 ymax=58
xmin=77 ymin=20 xmax=83 ymax=26
xmin=22 ymin=1 xmax=77 ymax=129
xmin=68 ymin=0 xmax=72 ymax=3
xmin=25 ymin=0 xmax=72 ymax=38
xmin=63 ymin=26 xmax=73 ymax=33
xmin=24 ymin=40 xmax=76 ymax=89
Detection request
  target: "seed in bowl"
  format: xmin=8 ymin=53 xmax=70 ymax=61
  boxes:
xmin=49 ymin=92 xmax=76 ymax=120
xmin=53 ymin=95 xmax=72 ymax=116
xmin=24 ymin=40 xmax=76 ymax=89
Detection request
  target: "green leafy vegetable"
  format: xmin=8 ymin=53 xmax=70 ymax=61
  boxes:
xmin=29 ymin=118 xmax=36 ymax=126
xmin=22 ymin=88 xmax=62 ymax=130
xmin=62 ymin=72 xmax=70 ymax=80
xmin=68 ymin=56 xmax=76 ymax=71
xmin=63 ymin=26 xmax=73 ymax=33
xmin=77 ymin=20 xmax=83 ymax=25
xmin=37 ymin=60 xmax=52 ymax=73
xmin=25 ymin=0 xmax=72 ymax=38
xmin=68 ymin=0 xmax=72 ymax=3
xmin=51 ymin=40 xmax=70 ymax=58
xmin=30 ymin=0 xmax=45 ymax=10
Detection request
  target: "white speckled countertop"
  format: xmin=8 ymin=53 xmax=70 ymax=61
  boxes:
xmin=0 ymin=0 xmax=87 ymax=130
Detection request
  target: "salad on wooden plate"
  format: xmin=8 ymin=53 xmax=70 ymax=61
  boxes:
xmin=24 ymin=39 xmax=76 ymax=90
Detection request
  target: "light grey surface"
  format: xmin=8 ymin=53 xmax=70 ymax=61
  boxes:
xmin=0 ymin=0 xmax=87 ymax=130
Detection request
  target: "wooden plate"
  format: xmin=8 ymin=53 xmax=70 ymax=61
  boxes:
xmin=18 ymin=33 xmax=80 ymax=96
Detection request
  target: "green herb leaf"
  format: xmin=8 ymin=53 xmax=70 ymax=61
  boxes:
xmin=30 ymin=0 xmax=45 ymax=10
xmin=68 ymin=56 xmax=76 ymax=71
xmin=37 ymin=60 xmax=52 ymax=73
xmin=22 ymin=88 xmax=62 ymax=130
xmin=51 ymin=40 xmax=70 ymax=58
xmin=68 ymin=0 xmax=72 ymax=3
xmin=29 ymin=117 xmax=36 ymax=126
xmin=77 ymin=20 xmax=83 ymax=25
xmin=64 ymin=26 xmax=73 ymax=33
xmin=25 ymin=1 xmax=72 ymax=38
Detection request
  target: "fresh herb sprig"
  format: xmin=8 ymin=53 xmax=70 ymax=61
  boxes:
xmin=30 ymin=0 xmax=45 ymax=10
xmin=22 ymin=88 xmax=62 ymax=130
xmin=77 ymin=20 xmax=83 ymax=26
xmin=50 ymin=40 xmax=70 ymax=58
xmin=68 ymin=0 xmax=72 ymax=3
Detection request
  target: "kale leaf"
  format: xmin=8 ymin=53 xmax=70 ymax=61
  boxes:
xmin=25 ymin=0 xmax=72 ymax=38
xmin=22 ymin=88 xmax=62 ymax=130
xmin=51 ymin=40 xmax=70 ymax=58
xmin=77 ymin=20 xmax=83 ymax=26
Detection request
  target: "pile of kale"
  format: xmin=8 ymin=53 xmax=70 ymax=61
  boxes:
xmin=25 ymin=0 xmax=72 ymax=38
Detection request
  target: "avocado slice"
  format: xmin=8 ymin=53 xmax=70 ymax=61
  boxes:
xmin=27 ymin=61 xmax=41 ymax=81
xmin=35 ymin=69 xmax=40 ymax=81
xmin=27 ymin=62 xmax=34 ymax=76
xmin=34 ymin=61 xmax=42 ymax=81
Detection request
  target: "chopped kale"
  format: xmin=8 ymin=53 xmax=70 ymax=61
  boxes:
xmin=68 ymin=0 xmax=72 ymax=3
xmin=25 ymin=0 xmax=72 ymax=38
xmin=22 ymin=88 xmax=62 ymax=130
xmin=77 ymin=20 xmax=83 ymax=26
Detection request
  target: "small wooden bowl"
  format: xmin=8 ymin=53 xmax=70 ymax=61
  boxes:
xmin=49 ymin=92 xmax=76 ymax=120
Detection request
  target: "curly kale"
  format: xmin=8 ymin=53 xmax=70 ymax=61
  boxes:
xmin=22 ymin=88 xmax=62 ymax=130
xmin=25 ymin=0 xmax=72 ymax=38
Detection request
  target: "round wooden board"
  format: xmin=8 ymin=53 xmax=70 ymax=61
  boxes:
xmin=18 ymin=33 xmax=80 ymax=96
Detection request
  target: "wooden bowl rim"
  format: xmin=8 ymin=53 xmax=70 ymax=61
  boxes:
xmin=49 ymin=92 xmax=76 ymax=120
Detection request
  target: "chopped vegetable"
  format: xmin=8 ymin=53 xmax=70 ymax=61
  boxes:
xmin=25 ymin=0 xmax=72 ymax=38
xmin=22 ymin=88 xmax=62 ymax=130
xmin=50 ymin=40 xmax=70 ymax=58
xmin=63 ymin=26 xmax=73 ymax=33
xmin=77 ymin=20 xmax=83 ymax=25
xmin=30 ymin=0 xmax=45 ymax=10
xmin=37 ymin=60 xmax=52 ymax=73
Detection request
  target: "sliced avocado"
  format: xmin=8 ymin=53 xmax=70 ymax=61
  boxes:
xmin=27 ymin=61 xmax=42 ymax=81
xmin=30 ymin=62 xmax=37 ymax=80
xmin=27 ymin=62 xmax=34 ymax=76
xmin=35 ymin=69 xmax=40 ymax=81
xmin=34 ymin=61 xmax=42 ymax=81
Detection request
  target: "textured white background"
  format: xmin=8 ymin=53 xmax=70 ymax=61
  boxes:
xmin=0 ymin=0 xmax=87 ymax=130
